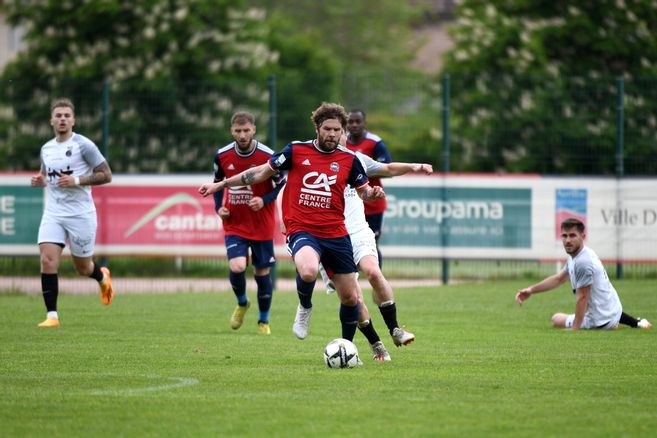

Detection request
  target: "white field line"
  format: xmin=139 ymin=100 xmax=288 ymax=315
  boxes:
xmin=91 ymin=376 xmax=199 ymax=396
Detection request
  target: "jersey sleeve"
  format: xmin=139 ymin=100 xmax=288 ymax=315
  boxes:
xmin=269 ymin=143 xmax=293 ymax=171
xmin=573 ymin=260 xmax=594 ymax=289
xmin=356 ymin=151 xmax=385 ymax=177
xmin=373 ymin=141 xmax=392 ymax=163
xmin=262 ymin=178 xmax=285 ymax=205
xmin=80 ymin=138 xmax=106 ymax=169
xmin=348 ymin=155 xmax=369 ymax=189
xmin=212 ymin=153 xmax=225 ymax=182
xmin=212 ymin=153 xmax=225 ymax=211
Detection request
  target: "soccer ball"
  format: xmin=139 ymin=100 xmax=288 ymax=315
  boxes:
xmin=323 ymin=338 xmax=361 ymax=369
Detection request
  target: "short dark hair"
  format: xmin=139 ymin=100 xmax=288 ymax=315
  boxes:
xmin=311 ymin=102 xmax=348 ymax=130
xmin=231 ymin=111 xmax=255 ymax=126
xmin=51 ymin=98 xmax=75 ymax=114
xmin=348 ymin=109 xmax=366 ymax=120
xmin=561 ymin=218 xmax=585 ymax=233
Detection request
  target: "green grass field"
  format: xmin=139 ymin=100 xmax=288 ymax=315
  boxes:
xmin=1 ymin=280 xmax=655 ymax=437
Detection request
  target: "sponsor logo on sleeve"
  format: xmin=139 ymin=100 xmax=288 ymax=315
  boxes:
xmin=274 ymin=155 xmax=286 ymax=166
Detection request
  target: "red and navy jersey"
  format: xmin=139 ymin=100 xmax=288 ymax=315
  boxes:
xmin=346 ymin=131 xmax=391 ymax=215
xmin=213 ymin=141 xmax=284 ymax=241
xmin=269 ymin=140 xmax=369 ymax=238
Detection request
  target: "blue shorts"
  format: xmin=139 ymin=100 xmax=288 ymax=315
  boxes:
xmin=287 ymin=232 xmax=357 ymax=275
xmin=225 ymin=235 xmax=275 ymax=269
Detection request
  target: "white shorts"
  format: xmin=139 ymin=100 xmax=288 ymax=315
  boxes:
xmin=38 ymin=212 xmax=97 ymax=257
xmin=349 ymin=226 xmax=378 ymax=266
xmin=565 ymin=313 xmax=620 ymax=330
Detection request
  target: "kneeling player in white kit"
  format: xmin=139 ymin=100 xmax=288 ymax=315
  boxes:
xmin=320 ymin=150 xmax=433 ymax=360
xmin=516 ymin=218 xmax=651 ymax=330
xmin=30 ymin=98 xmax=114 ymax=328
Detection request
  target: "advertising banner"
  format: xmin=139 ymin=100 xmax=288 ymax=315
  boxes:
xmin=92 ymin=176 xmax=286 ymax=256
xmin=2 ymin=173 xmax=656 ymax=262
xmin=0 ymin=176 xmax=44 ymax=254
xmin=382 ymin=186 xmax=531 ymax=248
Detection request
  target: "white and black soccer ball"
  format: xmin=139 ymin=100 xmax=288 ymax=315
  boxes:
xmin=323 ymin=338 xmax=361 ymax=369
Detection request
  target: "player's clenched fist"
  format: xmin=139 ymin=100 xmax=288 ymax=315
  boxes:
xmin=198 ymin=182 xmax=220 ymax=197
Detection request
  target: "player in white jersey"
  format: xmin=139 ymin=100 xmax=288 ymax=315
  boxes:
xmin=516 ymin=218 xmax=651 ymax=330
xmin=30 ymin=98 xmax=114 ymax=328
xmin=320 ymin=149 xmax=433 ymax=360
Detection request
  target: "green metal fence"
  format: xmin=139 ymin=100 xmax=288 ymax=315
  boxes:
xmin=2 ymin=73 xmax=656 ymax=175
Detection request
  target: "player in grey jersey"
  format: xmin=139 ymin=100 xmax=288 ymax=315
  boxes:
xmin=30 ymin=98 xmax=114 ymax=328
xmin=516 ymin=218 xmax=651 ymax=330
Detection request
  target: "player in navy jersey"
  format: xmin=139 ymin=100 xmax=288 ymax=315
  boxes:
xmin=30 ymin=98 xmax=114 ymax=328
xmin=516 ymin=218 xmax=651 ymax=330
xmin=211 ymin=111 xmax=285 ymax=335
xmin=345 ymin=109 xmax=392 ymax=266
xmin=199 ymin=102 xmax=384 ymax=343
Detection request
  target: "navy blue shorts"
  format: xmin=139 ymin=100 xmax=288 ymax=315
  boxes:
xmin=225 ymin=235 xmax=275 ymax=269
xmin=365 ymin=213 xmax=384 ymax=239
xmin=287 ymin=232 xmax=357 ymax=275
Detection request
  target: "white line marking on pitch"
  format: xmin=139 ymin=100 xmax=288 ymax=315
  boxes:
xmin=91 ymin=376 xmax=199 ymax=396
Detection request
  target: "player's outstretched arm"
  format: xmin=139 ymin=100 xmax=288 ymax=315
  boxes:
xmin=515 ymin=271 xmax=568 ymax=305
xmin=378 ymin=162 xmax=433 ymax=177
xmin=199 ymin=163 xmax=275 ymax=197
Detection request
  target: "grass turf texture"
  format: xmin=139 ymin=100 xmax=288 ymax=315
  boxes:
xmin=1 ymin=280 xmax=655 ymax=436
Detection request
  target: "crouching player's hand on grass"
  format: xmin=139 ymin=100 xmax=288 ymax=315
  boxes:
xmin=515 ymin=287 xmax=532 ymax=306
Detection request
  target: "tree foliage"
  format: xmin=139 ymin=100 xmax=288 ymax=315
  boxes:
xmin=442 ymin=1 xmax=657 ymax=175
xmin=0 ymin=0 xmax=276 ymax=172
xmin=250 ymin=0 xmax=434 ymax=156
xmin=264 ymin=11 xmax=341 ymax=148
xmin=249 ymin=0 xmax=421 ymax=73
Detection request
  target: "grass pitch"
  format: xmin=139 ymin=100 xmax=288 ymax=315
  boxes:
xmin=1 ymin=280 xmax=655 ymax=437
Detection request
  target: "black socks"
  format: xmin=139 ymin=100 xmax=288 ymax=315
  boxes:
xmin=41 ymin=273 xmax=58 ymax=312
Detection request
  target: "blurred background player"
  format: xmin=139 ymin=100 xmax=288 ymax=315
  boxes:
xmin=321 ymin=145 xmax=432 ymax=360
xmin=212 ymin=111 xmax=285 ymax=335
xmin=345 ymin=109 xmax=392 ymax=266
xmin=30 ymin=98 xmax=114 ymax=327
xmin=516 ymin=218 xmax=651 ymax=330
xmin=199 ymin=102 xmax=384 ymax=343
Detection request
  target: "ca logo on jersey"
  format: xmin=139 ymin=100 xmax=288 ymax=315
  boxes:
xmin=301 ymin=172 xmax=337 ymax=196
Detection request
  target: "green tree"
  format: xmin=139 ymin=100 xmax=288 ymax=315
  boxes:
xmin=442 ymin=1 xmax=657 ymax=175
xmin=249 ymin=0 xmax=421 ymax=73
xmin=265 ymin=11 xmax=341 ymax=148
xmin=0 ymin=0 xmax=276 ymax=172
xmin=250 ymin=0 xmax=442 ymax=163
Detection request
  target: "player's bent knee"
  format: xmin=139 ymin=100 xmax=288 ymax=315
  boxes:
xmin=340 ymin=294 xmax=359 ymax=306
xmin=228 ymin=261 xmax=247 ymax=273
xmin=551 ymin=313 xmax=568 ymax=327
xmin=298 ymin=267 xmax=318 ymax=282
xmin=40 ymin=257 xmax=58 ymax=272
xmin=366 ymin=269 xmax=385 ymax=285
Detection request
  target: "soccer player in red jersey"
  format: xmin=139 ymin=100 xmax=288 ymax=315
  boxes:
xmin=212 ymin=111 xmax=285 ymax=335
xmin=345 ymin=109 xmax=392 ymax=266
xmin=199 ymin=103 xmax=384 ymax=343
